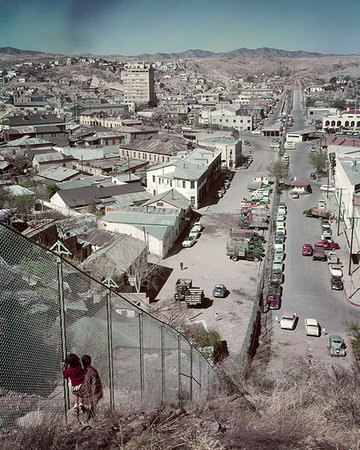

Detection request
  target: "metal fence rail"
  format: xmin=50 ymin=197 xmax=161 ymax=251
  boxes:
xmin=0 ymin=223 xmax=220 ymax=436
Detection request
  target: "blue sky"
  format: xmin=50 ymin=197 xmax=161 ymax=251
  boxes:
xmin=0 ymin=0 xmax=359 ymax=56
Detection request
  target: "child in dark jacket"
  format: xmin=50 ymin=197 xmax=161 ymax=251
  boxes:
xmin=62 ymin=353 xmax=85 ymax=412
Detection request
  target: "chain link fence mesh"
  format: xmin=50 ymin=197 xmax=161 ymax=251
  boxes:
xmin=0 ymin=223 xmax=220 ymax=436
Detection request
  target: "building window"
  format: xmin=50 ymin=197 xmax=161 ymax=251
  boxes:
xmin=191 ymin=196 xmax=195 ymax=206
xmin=183 ymin=180 xmax=185 ymax=188
xmin=191 ymin=181 xmax=195 ymax=189
xmin=152 ymin=175 xmax=155 ymax=182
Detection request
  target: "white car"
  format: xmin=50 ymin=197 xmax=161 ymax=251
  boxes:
xmin=320 ymin=185 xmax=336 ymax=192
xmin=305 ymin=318 xmax=320 ymax=337
xmin=182 ymin=236 xmax=196 ymax=248
xmin=329 ymin=263 xmax=343 ymax=278
xmin=189 ymin=229 xmax=200 ymax=239
xmin=278 ymin=205 xmax=287 ymax=214
xmin=281 ymin=312 xmax=297 ymax=330
xmin=276 ymin=224 xmax=286 ymax=234
xmin=192 ymin=222 xmax=204 ymax=232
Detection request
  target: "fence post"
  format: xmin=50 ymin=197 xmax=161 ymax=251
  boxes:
xmin=161 ymin=325 xmax=165 ymax=407
xmin=50 ymin=241 xmax=71 ymax=418
xmin=190 ymin=345 xmax=193 ymax=401
xmin=138 ymin=311 xmax=144 ymax=401
xmin=199 ymin=354 xmax=202 ymax=399
xmin=102 ymin=277 xmax=118 ymax=410
xmin=177 ymin=334 xmax=181 ymax=407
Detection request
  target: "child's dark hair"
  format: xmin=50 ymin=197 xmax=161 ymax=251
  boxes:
xmin=65 ymin=353 xmax=80 ymax=368
xmin=82 ymin=355 xmax=91 ymax=368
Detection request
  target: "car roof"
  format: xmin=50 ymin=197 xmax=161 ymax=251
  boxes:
xmin=306 ymin=318 xmax=318 ymax=325
xmin=282 ymin=312 xmax=295 ymax=319
xmin=329 ymin=335 xmax=342 ymax=340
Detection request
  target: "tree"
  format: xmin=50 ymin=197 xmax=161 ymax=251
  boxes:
xmin=331 ymin=99 xmax=346 ymax=110
xmin=329 ymin=76 xmax=337 ymax=84
xmin=267 ymin=160 xmax=289 ymax=183
xmin=45 ymin=183 xmax=59 ymax=199
xmin=344 ymin=321 xmax=360 ymax=359
xmin=126 ymin=250 xmax=163 ymax=295
xmin=308 ymin=152 xmax=327 ymax=174
xmin=14 ymin=194 xmax=35 ymax=220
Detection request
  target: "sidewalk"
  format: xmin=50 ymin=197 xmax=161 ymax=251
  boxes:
xmin=324 ymin=192 xmax=360 ymax=307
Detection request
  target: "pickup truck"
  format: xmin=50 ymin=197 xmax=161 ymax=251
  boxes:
xmin=305 ymin=318 xmax=320 ymax=337
xmin=312 ymin=247 xmax=327 ymax=261
xmin=315 ymin=240 xmax=340 ymax=250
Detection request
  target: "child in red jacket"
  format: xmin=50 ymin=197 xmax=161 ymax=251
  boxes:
xmin=62 ymin=353 xmax=85 ymax=413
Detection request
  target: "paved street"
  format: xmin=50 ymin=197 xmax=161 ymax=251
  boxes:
xmin=264 ymin=89 xmax=360 ymax=371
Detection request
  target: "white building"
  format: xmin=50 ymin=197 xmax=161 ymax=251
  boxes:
xmin=199 ymin=105 xmax=253 ymax=131
xmin=323 ymin=111 xmax=360 ymax=132
xmin=146 ymin=147 xmax=222 ymax=208
xmin=121 ymin=62 xmax=156 ymax=107
xmin=196 ymin=136 xmax=242 ymax=168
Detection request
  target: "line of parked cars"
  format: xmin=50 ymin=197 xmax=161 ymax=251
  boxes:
xmin=267 ymin=202 xmax=287 ymax=310
xmin=182 ymin=221 xmax=204 ymax=248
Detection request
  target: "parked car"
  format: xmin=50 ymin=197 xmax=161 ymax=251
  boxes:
xmin=302 ymin=243 xmax=313 ymax=256
xmin=275 ymin=231 xmax=285 ymax=244
xmin=305 ymin=318 xmax=320 ymax=336
xmin=182 ymin=236 xmax=196 ymax=248
xmin=329 ymin=263 xmax=343 ymax=278
xmin=274 ymin=250 xmax=284 ymax=263
xmin=266 ymin=293 xmax=280 ymax=310
xmin=318 ymin=199 xmax=326 ymax=208
xmin=312 ymin=247 xmax=327 ymax=261
xmin=321 ymin=231 xmax=332 ymax=240
xmin=315 ymin=240 xmax=340 ymax=250
xmin=192 ymin=221 xmax=204 ymax=232
xmin=189 ymin=229 xmax=200 ymax=239
xmin=217 ymin=190 xmax=223 ymax=198
xmin=328 ymin=335 xmax=346 ymax=356
xmin=291 ymin=192 xmax=300 ymax=199
xmin=280 ymin=312 xmax=297 ymax=330
xmin=327 ymin=251 xmax=339 ymax=264
xmin=320 ymin=185 xmax=336 ymax=192
xmin=310 ymin=172 xmax=317 ymax=180
xmin=272 ymin=261 xmax=284 ymax=271
xmin=220 ymin=186 xmax=226 ymax=195
xmin=276 ymin=224 xmax=286 ymax=234
xmin=309 ymin=144 xmax=316 ymax=151
xmin=212 ymin=284 xmax=226 ymax=298
xmin=331 ymin=276 xmax=344 ymax=291
xmin=271 ymin=269 xmax=284 ymax=284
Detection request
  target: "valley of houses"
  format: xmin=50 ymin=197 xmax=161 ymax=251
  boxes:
xmin=1 ymin=57 xmax=360 ymax=291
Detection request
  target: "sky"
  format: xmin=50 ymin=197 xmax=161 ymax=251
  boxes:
xmin=0 ymin=0 xmax=359 ymax=56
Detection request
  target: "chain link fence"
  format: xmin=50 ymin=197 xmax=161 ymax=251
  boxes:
xmin=0 ymin=223 xmax=221 ymax=436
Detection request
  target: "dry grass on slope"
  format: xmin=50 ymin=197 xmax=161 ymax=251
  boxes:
xmin=2 ymin=358 xmax=360 ymax=450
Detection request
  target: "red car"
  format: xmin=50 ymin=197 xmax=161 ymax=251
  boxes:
xmin=266 ymin=293 xmax=280 ymax=309
xmin=302 ymin=243 xmax=313 ymax=256
xmin=315 ymin=240 xmax=340 ymax=250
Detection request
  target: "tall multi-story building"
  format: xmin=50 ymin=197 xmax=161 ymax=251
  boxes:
xmin=121 ymin=62 xmax=156 ymax=107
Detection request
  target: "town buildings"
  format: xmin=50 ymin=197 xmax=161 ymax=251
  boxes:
xmin=121 ymin=62 xmax=156 ymax=107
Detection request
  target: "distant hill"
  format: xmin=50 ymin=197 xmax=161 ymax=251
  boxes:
xmin=137 ymin=47 xmax=325 ymax=59
xmin=0 ymin=46 xmax=46 ymax=56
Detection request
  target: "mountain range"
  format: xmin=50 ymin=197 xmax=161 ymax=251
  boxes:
xmin=0 ymin=46 xmax=335 ymax=59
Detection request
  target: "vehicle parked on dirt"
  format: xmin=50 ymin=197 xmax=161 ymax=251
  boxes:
xmin=182 ymin=236 xmax=196 ymax=248
xmin=315 ymin=240 xmax=340 ymax=250
xmin=305 ymin=318 xmax=320 ymax=336
xmin=212 ymin=284 xmax=226 ymax=298
xmin=174 ymin=278 xmax=192 ymax=301
xmin=312 ymin=247 xmax=327 ymax=261
xmin=331 ymin=276 xmax=344 ymax=290
xmin=328 ymin=335 xmax=346 ymax=356
xmin=280 ymin=312 xmax=297 ymax=330
xmin=291 ymin=191 xmax=300 ymax=199
xmin=174 ymin=279 xmax=204 ymax=307
xmin=329 ymin=263 xmax=343 ymax=278
xmin=302 ymin=243 xmax=313 ymax=256
xmin=192 ymin=222 xmax=204 ymax=232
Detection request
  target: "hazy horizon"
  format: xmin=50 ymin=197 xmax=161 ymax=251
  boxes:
xmin=0 ymin=0 xmax=359 ymax=56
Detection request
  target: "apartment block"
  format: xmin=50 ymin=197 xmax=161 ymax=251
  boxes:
xmin=121 ymin=63 xmax=156 ymax=107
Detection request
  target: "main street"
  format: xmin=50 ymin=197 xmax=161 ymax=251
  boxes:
xmin=266 ymin=88 xmax=360 ymax=369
